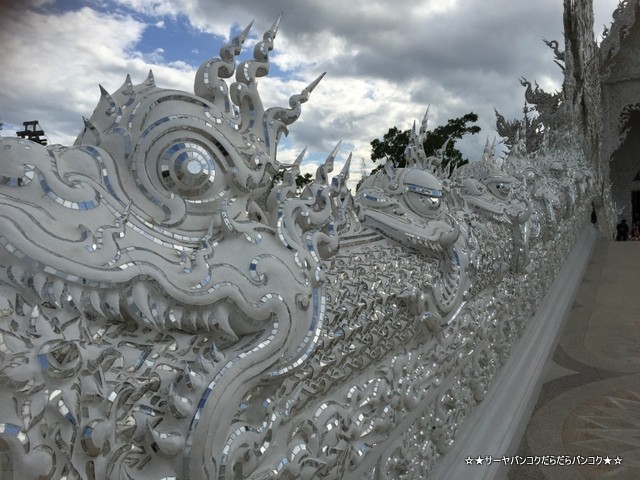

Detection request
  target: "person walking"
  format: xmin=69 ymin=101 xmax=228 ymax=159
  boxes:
xmin=616 ymin=219 xmax=629 ymax=241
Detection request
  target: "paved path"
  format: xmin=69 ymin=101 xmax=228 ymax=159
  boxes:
xmin=508 ymin=240 xmax=640 ymax=480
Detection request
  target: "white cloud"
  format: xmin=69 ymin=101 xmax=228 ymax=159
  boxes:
xmin=0 ymin=6 xmax=148 ymax=144
xmin=112 ymin=0 xmax=182 ymax=17
xmin=410 ymin=0 xmax=459 ymax=17
xmin=145 ymin=47 xmax=166 ymax=63
xmin=0 ymin=0 xmax=624 ymax=191
xmin=27 ymin=0 xmax=56 ymax=7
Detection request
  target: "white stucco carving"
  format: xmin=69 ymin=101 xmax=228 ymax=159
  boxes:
xmin=0 ymin=10 xmax=605 ymax=480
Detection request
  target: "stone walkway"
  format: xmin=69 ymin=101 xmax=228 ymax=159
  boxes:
xmin=508 ymin=239 xmax=640 ymax=480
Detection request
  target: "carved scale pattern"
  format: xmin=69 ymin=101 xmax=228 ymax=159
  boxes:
xmin=0 ymin=15 xmax=598 ymax=480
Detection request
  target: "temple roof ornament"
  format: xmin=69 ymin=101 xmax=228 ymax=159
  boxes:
xmin=600 ymin=0 xmax=638 ymax=77
xmin=543 ymin=38 xmax=566 ymax=72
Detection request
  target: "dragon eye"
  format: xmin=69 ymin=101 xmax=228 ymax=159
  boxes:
xmin=489 ymin=181 xmax=511 ymax=198
xmin=425 ymin=196 xmax=441 ymax=209
xmin=159 ymin=140 xmax=216 ymax=196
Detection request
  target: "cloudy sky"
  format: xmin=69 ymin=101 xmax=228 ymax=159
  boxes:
xmin=0 ymin=0 xmax=620 ymax=188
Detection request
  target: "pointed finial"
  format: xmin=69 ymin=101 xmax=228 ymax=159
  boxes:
xmin=121 ymin=74 xmax=134 ymax=94
xmin=99 ymin=84 xmax=111 ymax=98
xmin=421 ymin=107 xmax=430 ymax=134
xmin=146 ymin=69 xmax=155 ymax=86
xmin=439 ymin=137 xmax=452 ymax=157
xmin=271 ymin=13 xmax=283 ymax=37
xmin=241 ymin=20 xmax=254 ymax=39
xmin=226 ymin=20 xmax=254 ymax=58
xmin=98 ymin=84 xmax=117 ymax=115
xmin=331 ymin=152 xmax=352 ymax=193
xmin=481 ymin=137 xmax=491 ymax=162
xmin=294 ymin=147 xmax=307 ymax=166
xmin=254 ymin=15 xmax=281 ymax=60
xmin=316 ymin=141 xmax=341 ymax=183
xmin=82 ymin=116 xmax=95 ymax=130
xmin=325 ymin=141 xmax=341 ymax=172
xmin=306 ymin=72 xmax=326 ymax=94
xmin=340 ymin=152 xmax=352 ymax=180
xmin=264 ymin=72 xmax=325 ymax=136
xmin=81 ymin=116 xmax=99 ymax=138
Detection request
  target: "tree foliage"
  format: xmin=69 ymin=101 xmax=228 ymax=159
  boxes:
xmin=271 ymin=169 xmax=314 ymax=190
xmin=295 ymin=172 xmax=313 ymax=188
xmin=370 ymin=112 xmax=481 ymax=172
xmin=370 ymin=127 xmax=411 ymax=168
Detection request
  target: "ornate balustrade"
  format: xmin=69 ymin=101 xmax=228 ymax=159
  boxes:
xmin=0 ymin=19 xmax=599 ymax=480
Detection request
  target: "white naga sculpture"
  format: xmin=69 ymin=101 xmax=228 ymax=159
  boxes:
xmin=0 ymin=19 xmax=595 ymax=480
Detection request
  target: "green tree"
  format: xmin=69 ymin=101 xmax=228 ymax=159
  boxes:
xmin=370 ymin=112 xmax=481 ymax=173
xmin=370 ymin=127 xmax=411 ymax=168
xmin=296 ymin=172 xmax=313 ymax=188
xmin=271 ymin=169 xmax=314 ymax=190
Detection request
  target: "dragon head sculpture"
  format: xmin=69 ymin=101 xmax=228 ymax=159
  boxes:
xmin=0 ymin=20 xmax=340 ymax=479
